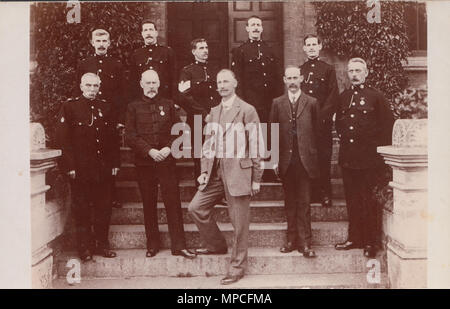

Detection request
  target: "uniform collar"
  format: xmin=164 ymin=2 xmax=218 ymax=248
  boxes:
xmin=194 ymin=60 xmax=208 ymax=66
xmin=94 ymin=53 xmax=108 ymax=58
xmin=351 ymin=83 xmax=366 ymax=90
xmin=248 ymin=39 xmax=262 ymax=44
xmin=144 ymin=43 xmax=159 ymax=48
xmin=141 ymin=94 xmax=159 ymax=103
xmin=307 ymin=56 xmax=320 ymax=62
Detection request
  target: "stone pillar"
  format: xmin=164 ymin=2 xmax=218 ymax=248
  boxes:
xmin=30 ymin=123 xmax=62 ymax=288
xmin=378 ymin=119 xmax=428 ymax=288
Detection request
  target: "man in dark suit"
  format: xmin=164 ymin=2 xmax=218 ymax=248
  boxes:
xmin=129 ymin=20 xmax=177 ymax=101
xmin=188 ymin=69 xmax=264 ymax=285
xmin=76 ymin=28 xmax=125 ymax=209
xmin=334 ymin=58 xmax=394 ymax=258
xmin=270 ymin=66 xmax=320 ymax=258
xmin=300 ymin=34 xmax=339 ymax=207
xmin=56 ymin=73 xmax=120 ymax=261
xmin=125 ymin=69 xmax=196 ymax=260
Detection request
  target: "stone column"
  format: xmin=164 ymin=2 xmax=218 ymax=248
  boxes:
xmin=30 ymin=123 xmax=62 ymax=288
xmin=377 ymin=119 xmax=428 ymax=288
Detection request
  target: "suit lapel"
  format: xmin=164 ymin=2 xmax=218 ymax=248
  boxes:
xmin=296 ymin=93 xmax=307 ymax=119
xmin=281 ymin=94 xmax=292 ymax=119
xmin=223 ymin=97 xmax=241 ymax=134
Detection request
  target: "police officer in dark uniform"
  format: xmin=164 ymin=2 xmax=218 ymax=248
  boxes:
xmin=300 ymin=34 xmax=339 ymax=207
xmin=334 ymin=58 xmax=394 ymax=258
xmin=178 ymin=38 xmax=220 ymax=185
xmin=129 ymin=20 xmax=177 ymax=101
xmin=57 ymin=73 xmax=120 ymax=261
xmin=76 ymin=28 xmax=125 ymax=209
xmin=231 ymin=15 xmax=283 ymax=123
xmin=125 ymin=69 xmax=196 ymax=260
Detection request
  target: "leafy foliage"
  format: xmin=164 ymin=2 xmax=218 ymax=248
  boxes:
xmin=392 ymin=86 xmax=427 ymax=119
xmin=313 ymin=1 xmax=411 ymax=106
xmin=30 ymin=2 xmax=146 ymax=146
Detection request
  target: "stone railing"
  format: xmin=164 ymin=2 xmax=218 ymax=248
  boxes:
xmin=30 ymin=123 xmax=69 ymax=288
xmin=378 ymin=119 xmax=428 ymax=288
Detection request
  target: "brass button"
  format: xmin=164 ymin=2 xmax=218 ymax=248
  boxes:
xmin=350 ymin=114 xmax=355 ymax=118
xmin=350 ymin=139 xmax=354 ymax=143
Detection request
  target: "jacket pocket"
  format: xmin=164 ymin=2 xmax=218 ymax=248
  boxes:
xmin=240 ymin=158 xmax=253 ymax=169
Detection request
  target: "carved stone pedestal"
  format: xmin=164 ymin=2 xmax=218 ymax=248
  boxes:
xmin=30 ymin=123 xmax=62 ymax=288
xmin=378 ymin=119 xmax=428 ymax=288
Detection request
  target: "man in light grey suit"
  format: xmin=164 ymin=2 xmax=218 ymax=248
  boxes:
xmin=188 ymin=69 xmax=264 ymax=285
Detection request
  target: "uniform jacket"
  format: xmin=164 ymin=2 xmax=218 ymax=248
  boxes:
xmin=75 ymin=54 xmax=125 ymax=124
xmin=300 ymin=57 xmax=339 ymax=123
xmin=231 ymin=39 xmax=283 ymax=110
xmin=130 ymin=43 xmax=177 ymax=100
xmin=336 ymin=84 xmax=394 ymax=169
xmin=178 ymin=60 xmax=220 ymax=118
xmin=56 ymin=96 xmax=120 ymax=182
xmin=270 ymin=93 xmax=320 ymax=179
xmin=125 ymin=94 xmax=178 ymax=166
xmin=200 ymin=96 xmax=264 ymax=196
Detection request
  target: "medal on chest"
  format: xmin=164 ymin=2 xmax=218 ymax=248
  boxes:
xmin=159 ymin=106 xmax=165 ymax=116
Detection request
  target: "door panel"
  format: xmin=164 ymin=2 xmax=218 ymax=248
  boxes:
xmin=168 ymin=2 xmax=229 ymax=76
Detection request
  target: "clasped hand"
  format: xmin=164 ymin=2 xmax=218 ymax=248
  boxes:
xmin=149 ymin=147 xmax=171 ymax=162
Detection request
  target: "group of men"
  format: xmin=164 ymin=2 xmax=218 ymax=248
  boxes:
xmin=56 ymin=15 xmax=394 ymax=285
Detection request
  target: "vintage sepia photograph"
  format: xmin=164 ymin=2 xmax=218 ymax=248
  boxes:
xmin=2 ymin=0 xmax=448 ymax=291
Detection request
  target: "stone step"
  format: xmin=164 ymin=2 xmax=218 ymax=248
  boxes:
xmin=117 ymin=161 xmax=342 ymax=181
xmin=116 ymin=179 xmax=345 ymax=203
xmin=102 ymin=222 xmax=348 ymax=249
xmin=111 ymin=200 xmax=347 ymax=225
xmin=55 ymin=247 xmax=386 ymax=279
xmin=53 ymin=272 xmax=388 ymax=289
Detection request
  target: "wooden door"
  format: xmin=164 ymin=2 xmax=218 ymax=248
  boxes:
xmin=168 ymin=2 xmax=229 ymax=75
xmin=227 ymin=1 xmax=283 ymax=66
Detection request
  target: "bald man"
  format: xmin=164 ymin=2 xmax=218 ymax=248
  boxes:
xmin=125 ymin=70 xmax=196 ymax=259
xmin=57 ymin=73 xmax=120 ymax=261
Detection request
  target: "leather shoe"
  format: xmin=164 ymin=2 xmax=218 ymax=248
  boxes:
xmin=112 ymin=200 xmax=122 ymax=208
xmin=280 ymin=242 xmax=297 ymax=253
xmin=173 ymin=249 xmax=197 ymax=259
xmin=363 ymin=245 xmax=377 ymax=258
xmin=220 ymin=273 xmax=244 ymax=285
xmin=321 ymin=196 xmax=332 ymax=207
xmin=79 ymin=249 xmax=93 ymax=262
xmin=299 ymin=246 xmax=316 ymax=258
xmin=94 ymin=248 xmax=117 ymax=258
xmin=195 ymin=248 xmax=227 ymax=255
xmin=335 ymin=240 xmax=361 ymax=250
xmin=146 ymin=248 xmax=159 ymax=257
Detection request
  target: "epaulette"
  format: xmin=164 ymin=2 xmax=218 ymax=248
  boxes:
xmin=67 ymin=96 xmax=79 ymax=102
xmin=100 ymin=99 xmax=107 ymax=102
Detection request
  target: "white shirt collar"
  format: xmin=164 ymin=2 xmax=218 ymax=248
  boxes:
xmin=221 ymin=94 xmax=236 ymax=110
xmin=288 ymin=90 xmax=301 ymax=103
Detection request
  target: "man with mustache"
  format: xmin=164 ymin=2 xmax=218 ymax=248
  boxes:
xmin=178 ymin=38 xmax=220 ymax=185
xmin=57 ymin=73 xmax=120 ymax=261
xmin=188 ymin=69 xmax=263 ymax=285
xmin=299 ymin=34 xmax=339 ymax=208
xmin=231 ymin=15 xmax=283 ymax=124
xmin=334 ymin=58 xmax=394 ymax=258
xmin=76 ymin=28 xmax=125 ymax=208
xmin=125 ymin=70 xmax=196 ymax=260
xmin=130 ymin=20 xmax=177 ymax=101
xmin=270 ymin=66 xmax=319 ymax=258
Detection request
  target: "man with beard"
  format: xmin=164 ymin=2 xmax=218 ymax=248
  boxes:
xmin=270 ymin=66 xmax=319 ymax=258
xmin=129 ymin=20 xmax=177 ymax=101
xmin=334 ymin=58 xmax=394 ymax=258
xmin=76 ymin=28 xmax=125 ymax=208
xmin=231 ymin=15 xmax=283 ymax=123
xmin=125 ymin=70 xmax=196 ymax=260
xmin=188 ymin=69 xmax=263 ymax=285
xmin=300 ymin=34 xmax=339 ymax=208
xmin=178 ymin=38 xmax=220 ymax=185
xmin=57 ymin=73 xmax=119 ymax=261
